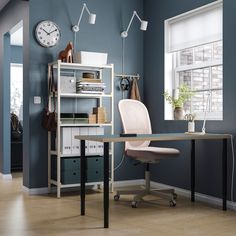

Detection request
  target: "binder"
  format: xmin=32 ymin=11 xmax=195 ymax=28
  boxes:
xmin=61 ymin=128 xmax=72 ymax=154
xmin=96 ymin=127 xmax=104 ymax=155
xmin=71 ymin=128 xmax=80 ymax=155
xmin=79 ymin=127 xmax=89 ymax=155
xmin=88 ymin=127 xmax=97 ymax=155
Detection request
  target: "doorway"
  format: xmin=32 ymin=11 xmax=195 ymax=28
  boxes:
xmin=5 ymin=21 xmax=23 ymax=177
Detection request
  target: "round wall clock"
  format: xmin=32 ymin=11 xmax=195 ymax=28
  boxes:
xmin=35 ymin=20 xmax=61 ymax=48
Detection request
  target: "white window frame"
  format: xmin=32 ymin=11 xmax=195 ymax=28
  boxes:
xmin=164 ymin=1 xmax=223 ymax=120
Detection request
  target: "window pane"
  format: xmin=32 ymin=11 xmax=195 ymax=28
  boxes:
xmin=179 ymin=70 xmax=191 ymax=87
xmin=192 ymin=91 xmax=208 ymax=112
xmin=179 ymin=48 xmax=193 ymax=66
xmin=192 ymin=68 xmax=210 ymax=90
xmin=212 ymin=65 xmax=222 ymax=88
xmin=11 ymin=64 xmax=23 ymax=120
xmin=213 ymin=41 xmax=222 ymax=61
xmin=194 ymin=43 xmax=212 ymax=63
xmin=211 ymin=90 xmax=223 ymax=112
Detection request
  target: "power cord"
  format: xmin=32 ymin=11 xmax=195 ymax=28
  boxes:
xmin=230 ymin=135 xmax=235 ymax=202
xmin=113 ymin=154 xmax=125 ymax=172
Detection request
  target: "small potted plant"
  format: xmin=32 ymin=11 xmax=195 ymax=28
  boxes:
xmin=164 ymin=84 xmax=194 ymax=120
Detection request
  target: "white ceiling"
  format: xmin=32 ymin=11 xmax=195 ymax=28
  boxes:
xmin=0 ymin=0 xmax=10 ymax=11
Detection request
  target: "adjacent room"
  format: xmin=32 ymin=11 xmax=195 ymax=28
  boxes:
xmin=0 ymin=0 xmax=236 ymax=235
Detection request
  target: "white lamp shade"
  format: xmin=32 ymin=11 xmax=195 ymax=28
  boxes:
xmin=140 ymin=20 xmax=148 ymax=31
xmin=89 ymin=14 xmax=96 ymax=24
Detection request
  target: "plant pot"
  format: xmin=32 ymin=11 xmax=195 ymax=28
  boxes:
xmin=174 ymin=107 xmax=185 ymax=120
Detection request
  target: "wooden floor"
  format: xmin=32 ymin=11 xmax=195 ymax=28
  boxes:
xmin=1 ymin=173 xmax=236 ymax=236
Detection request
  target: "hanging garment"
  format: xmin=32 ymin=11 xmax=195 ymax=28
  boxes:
xmin=130 ymin=78 xmax=141 ymax=101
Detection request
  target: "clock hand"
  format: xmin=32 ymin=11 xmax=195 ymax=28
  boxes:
xmin=42 ymin=29 xmax=49 ymax=35
xmin=49 ymin=29 xmax=57 ymax=35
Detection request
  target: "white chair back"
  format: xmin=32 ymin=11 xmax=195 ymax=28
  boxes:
xmin=118 ymin=99 xmax=152 ymax=150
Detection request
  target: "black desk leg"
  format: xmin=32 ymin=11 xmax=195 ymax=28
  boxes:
xmin=80 ymin=140 xmax=86 ymax=216
xmin=222 ymin=139 xmax=227 ymax=211
xmin=191 ymin=140 xmax=195 ymax=202
xmin=104 ymin=142 xmax=109 ymax=228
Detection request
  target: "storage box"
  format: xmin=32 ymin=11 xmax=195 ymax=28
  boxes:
xmin=60 ymin=113 xmax=74 ymax=124
xmin=89 ymin=114 xmax=96 ymax=124
xmin=75 ymin=51 xmax=108 ymax=65
xmin=60 ymin=76 xmax=76 ymax=93
xmin=93 ymin=107 xmax=105 ymax=114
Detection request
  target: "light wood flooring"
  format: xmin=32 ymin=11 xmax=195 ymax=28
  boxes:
xmin=1 ymin=173 xmax=236 ymax=236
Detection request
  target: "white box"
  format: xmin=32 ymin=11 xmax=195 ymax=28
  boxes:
xmin=61 ymin=128 xmax=72 ymax=155
xmin=75 ymin=51 xmax=108 ymax=65
xmin=60 ymin=76 xmax=76 ymax=93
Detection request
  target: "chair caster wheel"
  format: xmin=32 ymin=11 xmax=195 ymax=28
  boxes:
xmin=114 ymin=195 xmax=120 ymax=201
xmin=173 ymin=193 xmax=177 ymax=200
xmin=169 ymin=200 xmax=176 ymax=207
xmin=131 ymin=201 xmax=138 ymax=208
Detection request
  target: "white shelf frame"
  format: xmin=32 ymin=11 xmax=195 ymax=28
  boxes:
xmin=48 ymin=60 xmax=114 ymax=198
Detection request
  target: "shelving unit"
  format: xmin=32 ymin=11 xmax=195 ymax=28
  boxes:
xmin=48 ymin=60 xmax=114 ymax=198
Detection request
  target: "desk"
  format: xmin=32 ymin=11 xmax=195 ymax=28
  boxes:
xmin=75 ymin=133 xmax=231 ymax=228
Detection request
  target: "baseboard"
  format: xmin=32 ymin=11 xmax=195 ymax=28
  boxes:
xmin=0 ymin=173 xmax=12 ymax=180
xmin=22 ymin=186 xmax=49 ymax=195
xmin=114 ymin=179 xmax=145 ymax=188
xmin=22 ymin=179 xmax=144 ymax=195
xmin=151 ymin=181 xmax=236 ymax=211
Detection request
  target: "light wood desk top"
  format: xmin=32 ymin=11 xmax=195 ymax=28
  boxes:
xmin=75 ymin=133 xmax=231 ymax=143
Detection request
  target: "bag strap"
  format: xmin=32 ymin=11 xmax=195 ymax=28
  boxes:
xmin=48 ymin=65 xmax=57 ymax=112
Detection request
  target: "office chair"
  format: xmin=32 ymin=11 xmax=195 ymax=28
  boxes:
xmin=114 ymin=99 xmax=180 ymax=208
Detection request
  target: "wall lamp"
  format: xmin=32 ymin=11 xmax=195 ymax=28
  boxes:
xmin=72 ymin=3 xmax=96 ymax=33
xmin=121 ymin=11 xmax=148 ymax=38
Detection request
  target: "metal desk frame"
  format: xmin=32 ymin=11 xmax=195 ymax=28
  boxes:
xmin=76 ymin=133 xmax=231 ymax=228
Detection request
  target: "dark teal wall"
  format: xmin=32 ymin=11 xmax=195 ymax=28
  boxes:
xmin=28 ymin=0 xmax=145 ymax=187
xmin=144 ymin=0 xmax=236 ymax=200
xmin=11 ymin=46 xmax=23 ymax=64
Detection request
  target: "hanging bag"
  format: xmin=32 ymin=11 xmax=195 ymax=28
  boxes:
xmin=42 ymin=66 xmax=57 ymax=132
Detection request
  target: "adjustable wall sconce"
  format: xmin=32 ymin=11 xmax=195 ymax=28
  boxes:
xmin=119 ymin=10 xmax=148 ymax=98
xmin=72 ymin=3 xmax=96 ymax=33
xmin=121 ymin=11 xmax=148 ymax=38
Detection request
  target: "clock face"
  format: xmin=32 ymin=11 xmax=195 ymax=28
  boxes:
xmin=35 ymin=20 xmax=61 ymax=47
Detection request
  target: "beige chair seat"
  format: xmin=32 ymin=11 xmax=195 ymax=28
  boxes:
xmin=126 ymin=146 xmax=180 ymax=163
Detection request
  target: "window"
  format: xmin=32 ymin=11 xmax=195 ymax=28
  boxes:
xmin=165 ymin=1 xmax=223 ymax=120
xmin=11 ymin=63 xmax=23 ymax=121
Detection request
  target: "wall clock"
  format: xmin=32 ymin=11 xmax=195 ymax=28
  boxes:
xmin=35 ymin=20 xmax=61 ymax=48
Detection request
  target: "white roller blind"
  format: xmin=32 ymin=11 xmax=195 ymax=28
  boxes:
xmin=166 ymin=1 xmax=222 ymax=52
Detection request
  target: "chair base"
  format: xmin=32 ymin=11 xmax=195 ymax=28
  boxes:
xmin=114 ymin=170 xmax=177 ymax=208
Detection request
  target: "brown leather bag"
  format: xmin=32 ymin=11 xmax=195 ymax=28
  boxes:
xmin=42 ymin=66 xmax=57 ymax=132
xmin=42 ymin=107 xmax=57 ymax=132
